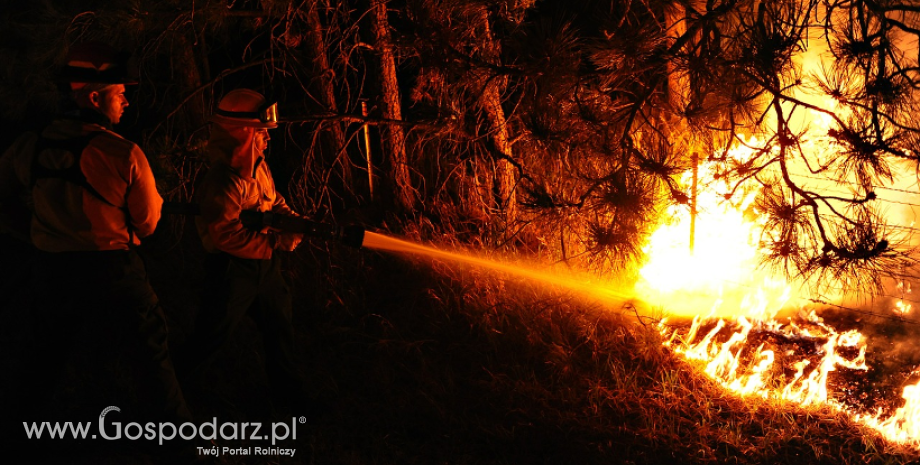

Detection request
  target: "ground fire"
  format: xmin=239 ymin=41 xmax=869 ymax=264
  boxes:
xmin=640 ymin=139 xmax=920 ymax=447
xmin=7 ymin=1 xmax=920 ymax=463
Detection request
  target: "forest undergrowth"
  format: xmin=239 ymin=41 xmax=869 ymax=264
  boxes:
xmin=3 ymin=215 xmax=920 ymax=465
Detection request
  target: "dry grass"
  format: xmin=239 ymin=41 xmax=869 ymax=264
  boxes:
xmin=4 ymin=222 xmax=920 ymax=464
xmin=277 ymin=225 xmax=920 ymax=465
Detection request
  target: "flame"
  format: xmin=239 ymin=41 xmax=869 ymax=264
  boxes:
xmin=636 ymin=143 xmax=794 ymax=320
xmin=637 ymin=136 xmax=920 ymax=447
xmin=896 ymin=282 xmax=912 ymax=316
xmin=640 ymin=146 xmax=871 ymax=406
xmin=660 ymin=311 xmax=868 ymax=406
xmin=859 ymin=382 xmax=920 ymax=446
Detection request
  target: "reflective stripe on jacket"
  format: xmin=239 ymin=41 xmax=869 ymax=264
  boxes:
xmin=0 ymin=117 xmax=162 ymax=251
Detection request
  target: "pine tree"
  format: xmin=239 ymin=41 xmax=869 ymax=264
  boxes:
xmin=371 ymin=0 xmax=415 ymax=211
xmin=5 ymin=0 xmax=920 ymax=293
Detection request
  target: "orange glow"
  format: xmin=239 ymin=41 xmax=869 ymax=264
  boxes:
xmin=362 ymin=231 xmax=636 ymax=304
xmin=860 ymin=382 xmax=920 ymax=447
xmin=636 ymin=141 xmax=796 ymax=319
xmin=896 ymin=282 xmax=912 ymax=316
xmin=640 ymin=132 xmax=920 ymax=446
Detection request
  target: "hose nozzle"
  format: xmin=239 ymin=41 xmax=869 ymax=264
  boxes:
xmin=340 ymin=225 xmax=365 ymax=248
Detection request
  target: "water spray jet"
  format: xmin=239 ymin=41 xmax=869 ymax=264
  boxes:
xmin=163 ymin=202 xmax=637 ymax=307
xmin=361 ymin=231 xmax=638 ymax=308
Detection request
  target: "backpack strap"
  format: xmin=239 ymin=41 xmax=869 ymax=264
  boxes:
xmin=30 ymin=132 xmax=118 ymax=208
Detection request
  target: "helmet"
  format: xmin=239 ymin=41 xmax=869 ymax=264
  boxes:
xmin=210 ymin=89 xmax=279 ymax=129
xmin=60 ymin=41 xmax=138 ymax=88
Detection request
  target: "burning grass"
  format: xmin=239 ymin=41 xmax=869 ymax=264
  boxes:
xmin=284 ymin=221 xmax=920 ymax=465
xmin=3 ymin=219 xmax=920 ymax=464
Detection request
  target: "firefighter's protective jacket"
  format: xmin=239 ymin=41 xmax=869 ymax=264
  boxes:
xmin=196 ymin=127 xmax=298 ymax=260
xmin=0 ymin=115 xmax=162 ymax=251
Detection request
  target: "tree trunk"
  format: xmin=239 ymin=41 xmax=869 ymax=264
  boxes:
xmin=371 ymin=0 xmax=414 ymax=211
xmin=304 ymin=0 xmax=361 ymax=210
xmin=665 ymin=2 xmax=688 ymax=115
xmin=476 ymin=9 xmax=517 ymax=221
xmin=665 ymin=1 xmax=708 ymax=122
xmin=304 ymin=0 xmax=353 ymax=206
xmin=459 ymin=156 xmax=493 ymax=221
xmin=173 ymin=31 xmax=208 ymax=129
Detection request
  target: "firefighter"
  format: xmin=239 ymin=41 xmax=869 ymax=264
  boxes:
xmin=176 ymin=88 xmax=312 ymax=416
xmin=0 ymin=41 xmax=191 ymax=437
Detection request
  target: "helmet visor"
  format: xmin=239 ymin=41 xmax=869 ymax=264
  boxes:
xmin=214 ymin=101 xmax=279 ymax=126
xmin=261 ymin=102 xmax=278 ymax=124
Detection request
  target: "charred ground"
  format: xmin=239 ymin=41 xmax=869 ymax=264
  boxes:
xmin=4 ymin=219 xmax=920 ymax=465
xmin=5 ymin=0 xmax=920 ymax=463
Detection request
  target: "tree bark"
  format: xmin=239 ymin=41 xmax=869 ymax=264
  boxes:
xmin=371 ymin=0 xmax=414 ymax=211
xmin=459 ymin=156 xmax=494 ymax=221
xmin=665 ymin=2 xmax=688 ymax=114
xmin=304 ymin=0 xmax=353 ymax=203
xmin=173 ymin=31 xmax=208 ymax=129
xmin=475 ymin=9 xmax=517 ymax=221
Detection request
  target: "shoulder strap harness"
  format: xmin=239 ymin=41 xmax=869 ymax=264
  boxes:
xmin=29 ymin=133 xmax=118 ymax=208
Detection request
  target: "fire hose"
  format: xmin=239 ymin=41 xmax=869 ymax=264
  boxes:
xmin=161 ymin=202 xmax=365 ymax=248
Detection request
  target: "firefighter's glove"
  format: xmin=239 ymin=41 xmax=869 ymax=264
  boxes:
xmin=273 ymin=232 xmax=303 ymax=251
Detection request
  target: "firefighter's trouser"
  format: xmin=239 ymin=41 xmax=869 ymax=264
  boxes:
xmin=11 ymin=249 xmax=191 ymax=428
xmin=178 ymin=253 xmax=303 ymax=410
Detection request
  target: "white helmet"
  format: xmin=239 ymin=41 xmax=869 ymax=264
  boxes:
xmin=210 ymin=89 xmax=278 ymax=129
